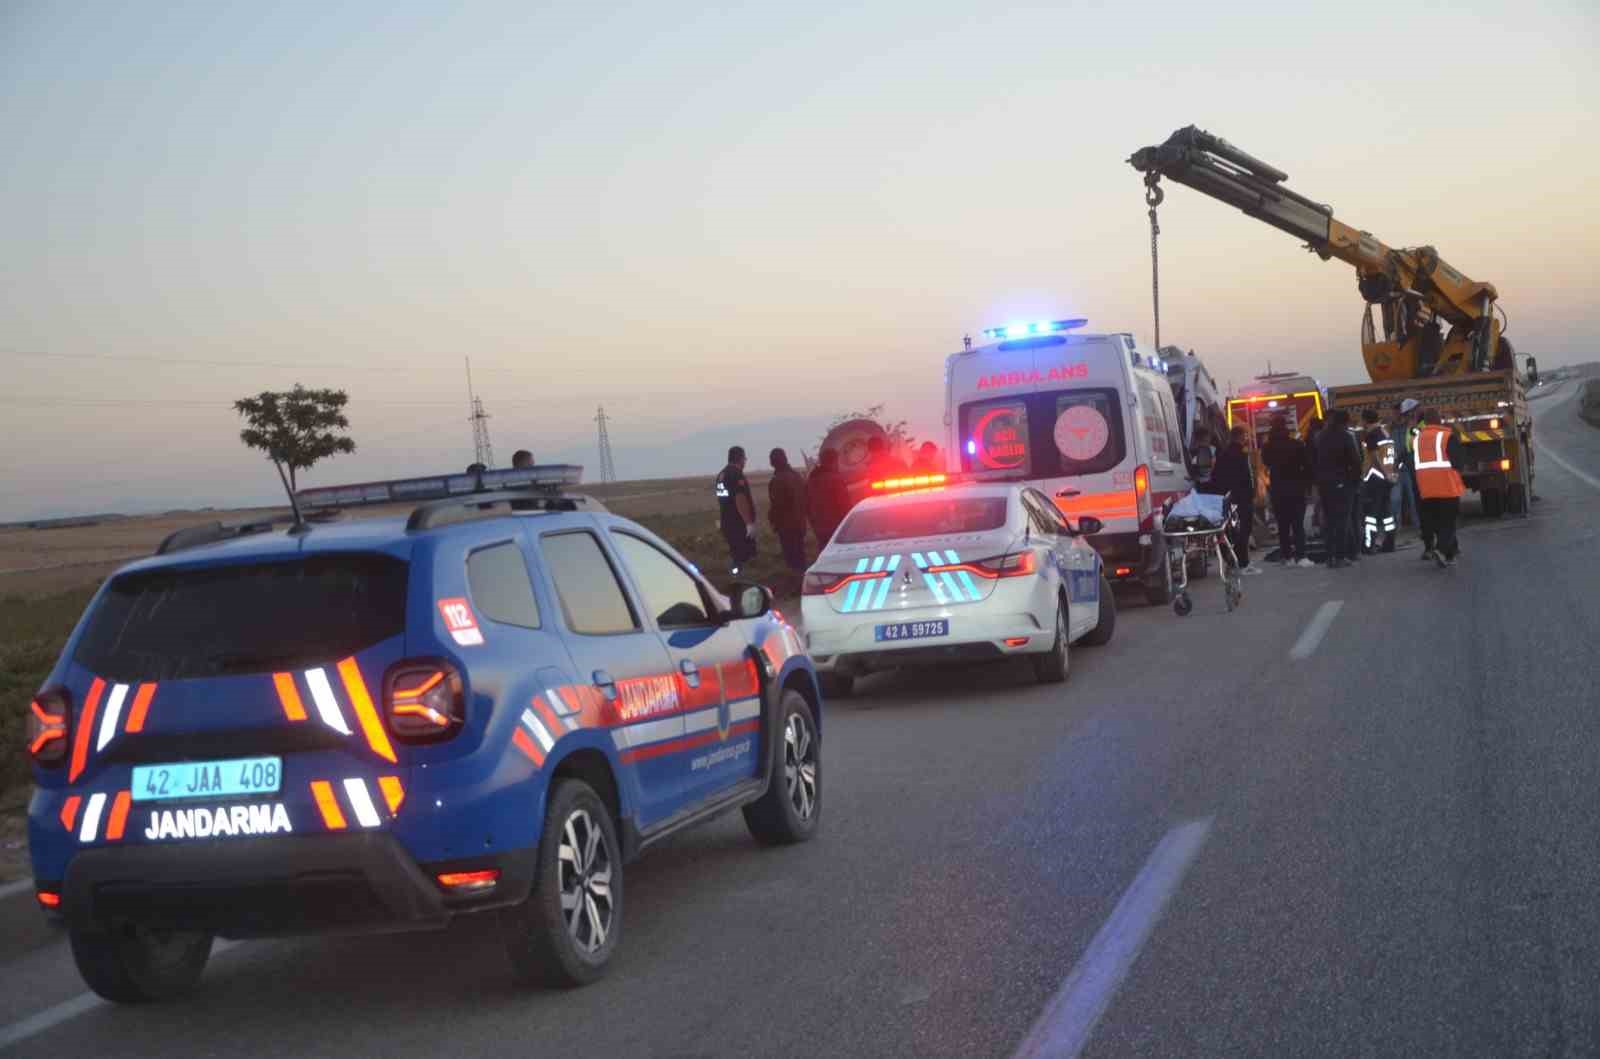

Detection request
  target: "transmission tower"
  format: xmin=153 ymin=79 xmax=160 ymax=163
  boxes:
xmin=594 ymin=405 xmax=617 ymax=483
xmin=466 ymin=358 xmax=495 ymax=468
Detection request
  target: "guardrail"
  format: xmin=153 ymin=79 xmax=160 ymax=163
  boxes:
xmin=1581 ymin=379 xmax=1600 ymax=429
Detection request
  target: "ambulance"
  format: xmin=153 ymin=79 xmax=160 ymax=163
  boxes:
xmin=944 ymin=320 xmax=1193 ymax=605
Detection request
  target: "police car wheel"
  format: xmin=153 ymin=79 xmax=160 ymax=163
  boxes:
xmin=1032 ymin=601 xmax=1070 ymax=684
xmin=502 ymin=779 xmax=622 ymax=988
xmin=68 ymin=922 xmax=213 ymax=1003
xmin=743 ymin=690 xmax=821 ymax=846
xmin=1080 ymin=574 xmax=1117 ymax=646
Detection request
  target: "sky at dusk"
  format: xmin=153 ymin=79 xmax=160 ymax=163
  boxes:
xmin=3 ymin=0 xmax=1597 ymax=520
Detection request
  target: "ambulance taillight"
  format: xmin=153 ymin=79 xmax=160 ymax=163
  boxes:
xmin=1134 ymin=465 xmax=1153 ymax=529
xmin=26 ymin=691 xmax=70 ymax=767
xmin=384 ymin=663 xmax=465 ymax=741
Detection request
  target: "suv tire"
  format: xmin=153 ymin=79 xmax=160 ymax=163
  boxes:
xmin=502 ymin=778 xmax=622 ymax=988
xmin=69 ymin=922 xmax=213 ymax=1003
xmin=743 ymin=690 xmax=821 ymax=846
xmin=1032 ymin=601 xmax=1070 ymax=684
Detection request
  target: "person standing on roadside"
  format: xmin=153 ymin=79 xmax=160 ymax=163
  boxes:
xmin=910 ymin=441 xmax=943 ymax=475
xmin=1345 ymin=414 xmax=1365 ymax=562
xmin=1390 ymin=398 xmax=1421 ymax=528
xmin=1261 ymin=415 xmax=1314 ymax=567
xmin=1414 ymin=408 xmax=1466 ymax=568
xmin=865 ymin=435 xmax=907 ymax=483
xmin=1359 ymin=409 xmax=1398 ymax=553
xmin=715 ymin=446 xmax=758 ymax=576
xmin=1304 ymin=418 xmax=1325 ymax=543
xmin=767 ymin=448 xmax=809 ymax=586
xmin=806 ymin=447 xmax=852 ymax=549
xmin=1314 ymin=409 xmax=1362 ymax=567
xmin=1209 ymin=425 xmax=1261 ymax=574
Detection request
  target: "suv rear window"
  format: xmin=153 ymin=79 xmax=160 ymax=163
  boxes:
xmin=75 ymin=554 xmax=409 ymax=681
xmin=836 ymin=496 xmax=1009 ymax=544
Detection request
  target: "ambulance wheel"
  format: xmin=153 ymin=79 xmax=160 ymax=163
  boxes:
xmin=1080 ymin=574 xmax=1117 ymax=646
xmin=69 ymin=922 xmax=213 ymax=1003
xmin=1144 ymin=556 xmax=1175 ymax=607
xmin=1481 ymin=488 xmax=1504 ymax=518
xmin=1173 ymin=593 xmax=1194 ymax=617
xmin=743 ymin=690 xmax=821 ymax=846
xmin=1032 ymin=601 xmax=1070 ymax=684
xmin=1506 ymin=484 xmax=1528 ymax=514
xmin=502 ymin=778 xmax=622 ymax=988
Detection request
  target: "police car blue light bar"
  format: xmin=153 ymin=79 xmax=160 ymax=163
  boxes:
xmin=296 ymin=464 xmax=584 ymax=510
xmin=981 ymin=318 xmax=1088 ymax=341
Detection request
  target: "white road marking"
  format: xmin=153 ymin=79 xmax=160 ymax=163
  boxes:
xmin=0 ymin=877 xmax=34 ymax=900
xmin=1540 ymin=444 xmax=1600 ymax=494
xmin=1013 ymin=818 xmax=1215 ymax=1059
xmin=0 ymin=941 xmax=240 ymax=1050
xmin=1290 ymin=601 xmax=1344 ymax=661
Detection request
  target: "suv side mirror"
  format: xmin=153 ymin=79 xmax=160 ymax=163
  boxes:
xmin=725 ymin=581 xmax=772 ymax=621
xmin=1075 ymin=516 xmax=1104 ymax=536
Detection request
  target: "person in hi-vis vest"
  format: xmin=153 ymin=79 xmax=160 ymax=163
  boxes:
xmin=1359 ymin=409 xmax=1398 ymax=554
xmin=1414 ymin=408 xmax=1466 ymax=568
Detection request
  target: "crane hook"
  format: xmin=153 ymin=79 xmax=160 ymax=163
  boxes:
xmin=1144 ymin=172 xmax=1164 ymax=208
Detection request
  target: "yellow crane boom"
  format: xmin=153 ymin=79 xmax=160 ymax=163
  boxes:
xmin=1129 ymin=126 xmax=1512 ymax=383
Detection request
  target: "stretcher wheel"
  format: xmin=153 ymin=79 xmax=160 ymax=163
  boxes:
xmin=1173 ymin=592 xmax=1193 ymax=617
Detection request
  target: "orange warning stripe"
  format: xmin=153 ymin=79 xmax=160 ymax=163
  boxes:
xmin=69 ymin=678 xmax=105 ymax=782
xmin=310 ymin=780 xmax=347 ymax=830
xmin=273 ymin=672 xmax=308 ymax=722
xmin=337 ymin=657 xmax=396 ymax=763
xmin=124 ymin=683 xmax=157 ymax=733
xmin=59 ymin=795 xmax=82 ymax=832
xmin=105 ymin=790 xmax=133 ymax=840
xmin=377 ymin=776 xmax=405 ymax=815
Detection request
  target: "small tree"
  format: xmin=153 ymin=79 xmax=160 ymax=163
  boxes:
xmin=234 ymin=385 xmax=357 ymax=518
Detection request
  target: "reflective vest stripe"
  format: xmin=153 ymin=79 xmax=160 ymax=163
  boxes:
xmin=1415 ymin=430 xmax=1451 ymax=469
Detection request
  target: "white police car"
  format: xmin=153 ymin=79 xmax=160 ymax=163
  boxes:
xmin=800 ymin=477 xmax=1115 ymax=694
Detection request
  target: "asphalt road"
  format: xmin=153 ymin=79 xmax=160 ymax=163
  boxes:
xmin=3 ymin=379 xmax=1598 ymax=1058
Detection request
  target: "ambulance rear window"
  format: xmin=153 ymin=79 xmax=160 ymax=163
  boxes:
xmin=836 ymin=496 xmax=1008 ymax=544
xmin=75 ymin=554 xmax=409 ymax=681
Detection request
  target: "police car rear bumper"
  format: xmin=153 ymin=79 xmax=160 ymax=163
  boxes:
xmin=60 ymin=833 xmax=536 ymax=938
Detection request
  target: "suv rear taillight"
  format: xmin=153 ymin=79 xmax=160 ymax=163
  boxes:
xmin=1134 ymin=464 xmax=1153 ymax=530
xmin=26 ymin=690 xmax=70 ymax=767
xmin=384 ymin=662 xmax=464 ymax=741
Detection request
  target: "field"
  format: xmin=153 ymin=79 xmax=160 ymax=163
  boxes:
xmin=0 ymin=472 xmax=807 ymax=821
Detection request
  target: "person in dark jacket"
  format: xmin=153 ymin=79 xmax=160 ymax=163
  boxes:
xmin=1260 ymin=415 xmax=1314 ymax=567
xmin=1208 ymin=425 xmax=1260 ymax=574
xmin=806 ymin=448 xmax=851 ymax=550
xmin=1314 ymin=409 xmax=1362 ymax=567
xmin=767 ymin=448 xmax=808 ymax=579
xmin=1188 ymin=427 xmax=1216 ymax=485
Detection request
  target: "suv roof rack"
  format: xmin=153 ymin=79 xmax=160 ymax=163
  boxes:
xmin=156 ymin=518 xmax=281 ymax=556
xmin=406 ymin=491 xmax=608 ymax=532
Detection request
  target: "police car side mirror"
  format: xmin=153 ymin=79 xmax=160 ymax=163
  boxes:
xmin=1075 ymin=516 xmax=1104 ymax=536
xmin=725 ymin=581 xmax=772 ymax=622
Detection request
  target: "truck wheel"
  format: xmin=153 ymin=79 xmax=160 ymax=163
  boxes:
xmin=1507 ymin=484 xmax=1528 ymax=514
xmin=1031 ymin=602 xmax=1070 ymax=683
xmin=1144 ymin=555 xmax=1174 ymax=606
xmin=502 ymin=778 xmax=622 ymax=988
xmin=1080 ymin=574 xmax=1117 ymax=646
xmin=1481 ymin=488 xmax=1505 ymax=518
xmin=743 ymin=690 xmax=821 ymax=846
xmin=69 ymin=922 xmax=213 ymax=1003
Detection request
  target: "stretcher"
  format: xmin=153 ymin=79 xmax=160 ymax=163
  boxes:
xmin=1161 ymin=491 xmax=1244 ymax=616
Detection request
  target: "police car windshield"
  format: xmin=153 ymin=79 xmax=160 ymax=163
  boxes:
xmin=75 ymin=554 xmax=409 ymax=681
xmin=835 ymin=496 xmax=1008 ymax=544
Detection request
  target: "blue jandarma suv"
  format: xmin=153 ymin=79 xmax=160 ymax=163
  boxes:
xmin=26 ymin=488 xmax=822 ymax=1001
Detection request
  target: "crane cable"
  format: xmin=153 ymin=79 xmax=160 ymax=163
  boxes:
xmin=1144 ymin=173 xmax=1165 ymax=354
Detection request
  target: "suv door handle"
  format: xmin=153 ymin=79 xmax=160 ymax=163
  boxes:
xmin=592 ymin=669 xmax=618 ymax=700
xmin=679 ymin=659 xmax=700 ymax=688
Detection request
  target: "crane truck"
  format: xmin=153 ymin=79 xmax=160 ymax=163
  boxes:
xmin=1129 ymin=125 xmax=1537 ymax=516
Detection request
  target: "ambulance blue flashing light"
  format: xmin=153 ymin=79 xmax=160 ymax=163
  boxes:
xmin=981 ymin=318 xmax=1087 ymax=341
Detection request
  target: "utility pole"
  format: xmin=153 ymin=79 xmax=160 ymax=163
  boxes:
xmin=466 ymin=357 xmax=495 ymax=469
xmin=594 ymin=405 xmax=616 ymax=483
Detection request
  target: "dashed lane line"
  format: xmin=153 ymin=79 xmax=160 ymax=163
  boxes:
xmin=1289 ymin=600 xmax=1344 ymax=661
xmin=1013 ymin=818 xmax=1215 ymax=1059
